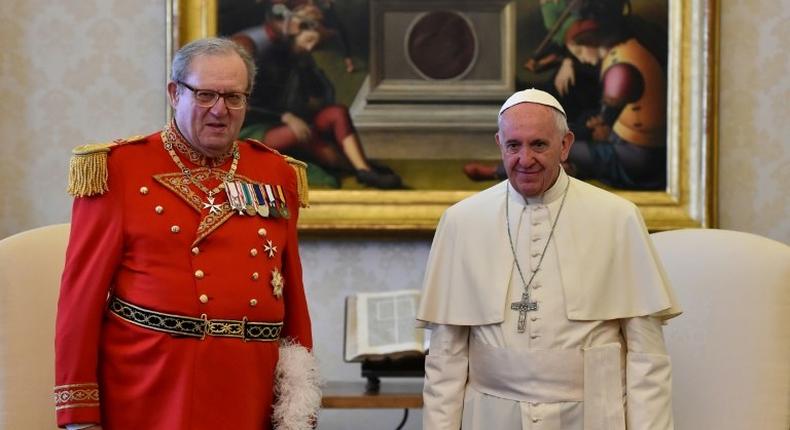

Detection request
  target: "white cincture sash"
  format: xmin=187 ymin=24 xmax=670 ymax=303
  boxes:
xmin=468 ymin=339 xmax=625 ymax=429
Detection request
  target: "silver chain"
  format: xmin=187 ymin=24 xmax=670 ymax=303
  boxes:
xmin=505 ymin=178 xmax=570 ymax=297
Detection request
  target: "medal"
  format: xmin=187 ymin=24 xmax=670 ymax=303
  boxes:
xmin=225 ymin=181 xmax=245 ymax=214
xmin=275 ymin=185 xmax=289 ymax=219
xmin=264 ymin=184 xmax=280 ymax=218
xmin=252 ymin=183 xmax=270 ymax=218
xmin=240 ymin=182 xmax=257 ymax=216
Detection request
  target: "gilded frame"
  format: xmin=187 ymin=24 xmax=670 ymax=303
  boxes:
xmin=167 ymin=0 xmax=719 ymax=234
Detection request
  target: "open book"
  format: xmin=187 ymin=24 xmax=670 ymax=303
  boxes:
xmin=344 ymin=289 xmax=427 ymax=362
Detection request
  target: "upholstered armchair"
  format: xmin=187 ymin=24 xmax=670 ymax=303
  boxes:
xmin=651 ymin=228 xmax=790 ymax=430
xmin=0 ymin=224 xmax=70 ymax=429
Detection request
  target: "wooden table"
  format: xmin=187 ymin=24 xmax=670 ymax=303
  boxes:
xmin=322 ymin=380 xmax=423 ymax=429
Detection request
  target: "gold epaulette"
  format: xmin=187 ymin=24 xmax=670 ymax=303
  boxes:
xmin=285 ymin=157 xmax=309 ymax=208
xmin=67 ymin=135 xmax=145 ymax=197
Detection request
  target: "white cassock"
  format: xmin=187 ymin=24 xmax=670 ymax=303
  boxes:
xmin=417 ymin=169 xmax=681 ymax=430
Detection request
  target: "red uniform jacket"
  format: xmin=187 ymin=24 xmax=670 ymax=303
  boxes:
xmin=54 ymin=123 xmax=313 ymax=429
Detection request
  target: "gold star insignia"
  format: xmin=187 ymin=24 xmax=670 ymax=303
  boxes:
xmin=271 ymin=268 xmax=284 ymax=299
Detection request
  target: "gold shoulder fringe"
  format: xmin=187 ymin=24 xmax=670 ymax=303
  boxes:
xmin=285 ymin=157 xmax=309 ymax=208
xmin=67 ymin=143 xmax=116 ymax=197
xmin=67 ymin=136 xmax=146 ymax=197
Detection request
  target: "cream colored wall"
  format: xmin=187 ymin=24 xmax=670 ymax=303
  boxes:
xmin=0 ymin=0 xmax=167 ymax=237
xmin=0 ymin=0 xmax=787 ymax=429
xmin=718 ymin=0 xmax=789 ymax=241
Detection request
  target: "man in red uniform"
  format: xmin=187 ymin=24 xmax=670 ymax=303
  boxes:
xmin=54 ymin=37 xmax=319 ymax=430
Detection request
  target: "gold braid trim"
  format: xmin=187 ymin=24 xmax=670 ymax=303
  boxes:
xmin=67 ymin=143 xmax=114 ymax=197
xmin=53 ymin=382 xmax=100 ymax=410
xmin=285 ymin=157 xmax=309 ymax=208
xmin=67 ymin=135 xmax=145 ymax=197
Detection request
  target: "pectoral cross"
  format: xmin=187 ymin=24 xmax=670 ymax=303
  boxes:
xmin=510 ymin=291 xmax=538 ymax=333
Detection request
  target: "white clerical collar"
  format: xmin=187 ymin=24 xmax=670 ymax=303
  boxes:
xmin=507 ymin=167 xmax=570 ymax=207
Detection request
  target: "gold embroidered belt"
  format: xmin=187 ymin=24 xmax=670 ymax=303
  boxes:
xmin=108 ymin=296 xmax=282 ymax=342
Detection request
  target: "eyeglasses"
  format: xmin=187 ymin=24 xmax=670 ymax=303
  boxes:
xmin=177 ymin=81 xmax=249 ymax=110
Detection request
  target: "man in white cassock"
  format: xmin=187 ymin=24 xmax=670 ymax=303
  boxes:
xmin=417 ymin=89 xmax=681 ymax=430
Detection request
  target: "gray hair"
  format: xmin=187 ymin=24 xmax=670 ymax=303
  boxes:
xmin=550 ymin=107 xmax=569 ymax=136
xmin=497 ymin=104 xmax=569 ymax=138
xmin=171 ymin=37 xmax=257 ymax=93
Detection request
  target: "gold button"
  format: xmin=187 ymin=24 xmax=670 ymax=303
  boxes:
xmin=171 ymin=225 xmax=181 ymax=233
xmin=155 ymin=205 xmax=164 ymax=214
xmin=191 ymin=247 xmax=200 ymax=255
xmin=251 ymin=272 xmax=260 ymax=280
xmin=531 ymin=316 xmax=538 ymax=321
xmin=139 ymin=186 xmax=149 ymax=195
xmin=194 ymin=269 xmax=205 ymax=279
xmin=249 ymin=299 xmax=258 ymax=306
xmin=257 ymin=228 xmax=267 ymax=237
xmin=199 ymin=294 xmax=209 ymax=303
xmin=250 ymin=248 xmax=258 ymax=257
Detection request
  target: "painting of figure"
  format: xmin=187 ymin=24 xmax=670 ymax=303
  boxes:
xmin=466 ymin=0 xmax=668 ymax=190
xmin=213 ymin=0 xmax=668 ymax=192
xmin=219 ymin=0 xmax=403 ymax=190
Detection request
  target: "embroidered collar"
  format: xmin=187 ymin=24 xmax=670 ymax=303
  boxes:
xmin=162 ymin=120 xmax=235 ymax=168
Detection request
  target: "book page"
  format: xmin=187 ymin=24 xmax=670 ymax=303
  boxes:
xmin=355 ymin=289 xmax=424 ymax=357
xmin=344 ymin=295 xmax=360 ymax=362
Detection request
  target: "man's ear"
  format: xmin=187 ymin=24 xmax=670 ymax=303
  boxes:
xmin=560 ymin=130 xmax=575 ymax=162
xmin=166 ymin=81 xmax=179 ymax=109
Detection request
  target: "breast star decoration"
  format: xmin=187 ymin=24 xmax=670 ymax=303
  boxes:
xmin=270 ymin=268 xmax=284 ymax=299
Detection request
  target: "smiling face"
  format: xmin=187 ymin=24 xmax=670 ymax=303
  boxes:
xmin=496 ymin=103 xmax=574 ymax=198
xmin=167 ymin=52 xmax=248 ymax=158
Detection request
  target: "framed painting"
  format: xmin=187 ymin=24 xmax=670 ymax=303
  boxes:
xmin=167 ymin=0 xmax=719 ymax=234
